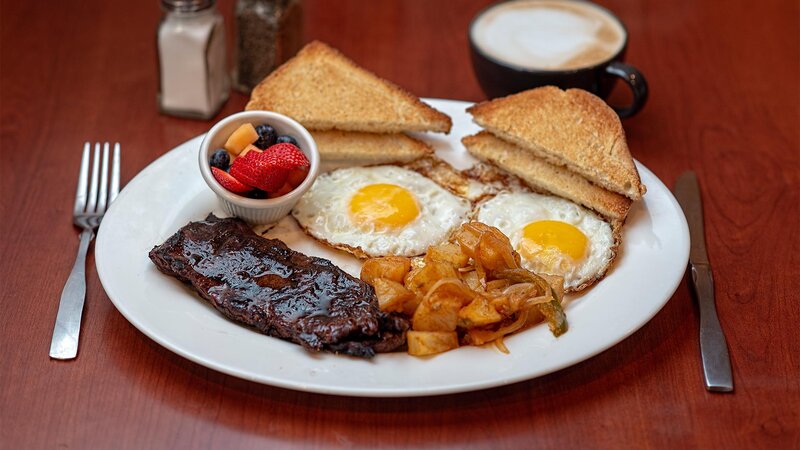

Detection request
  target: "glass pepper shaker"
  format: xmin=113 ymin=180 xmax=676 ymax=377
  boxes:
xmin=233 ymin=0 xmax=303 ymax=93
xmin=157 ymin=0 xmax=229 ymax=119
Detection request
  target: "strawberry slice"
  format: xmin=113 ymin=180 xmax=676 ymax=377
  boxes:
xmin=264 ymin=143 xmax=309 ymax=170
xmin=268 ymin=182 xmax=295 ymax=198
xmin=211 ymin=167 xmax=252 ymax=194
xmin=229 ymin=151 xmax=289 ymax=192
xmin=286 ymin=166 xmax=309 ymax=187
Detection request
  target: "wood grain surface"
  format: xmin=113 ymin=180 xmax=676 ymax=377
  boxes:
xmin=1 ymin=0 xmax=798 ymax=448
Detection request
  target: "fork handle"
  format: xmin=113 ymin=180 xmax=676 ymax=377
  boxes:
xmin=49 ymin=229 xmax=94 ymax=360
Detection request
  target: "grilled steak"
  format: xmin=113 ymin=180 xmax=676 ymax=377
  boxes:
xmin=148 ymin=214 xmax=408 ymax=357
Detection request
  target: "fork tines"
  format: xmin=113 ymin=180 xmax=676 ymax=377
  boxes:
xmin=75 ymin=142 xmax=121 ymax=217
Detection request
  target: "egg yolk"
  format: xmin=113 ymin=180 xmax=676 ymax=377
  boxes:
xmin=349 ymin=183 xmax=420 ymax=231
xmin=517 ymin=220 xmax=588 ymax=268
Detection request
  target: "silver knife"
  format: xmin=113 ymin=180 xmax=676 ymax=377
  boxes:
xmin=674 ymin=171 xmax=733 ymax=392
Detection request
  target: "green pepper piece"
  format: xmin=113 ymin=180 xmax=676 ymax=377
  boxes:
xmin=495 ymin=269 xmax=568 ymax=337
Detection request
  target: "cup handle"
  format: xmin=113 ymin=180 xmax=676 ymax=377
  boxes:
xmin=604 ymin=61 xmax=648 ymax=118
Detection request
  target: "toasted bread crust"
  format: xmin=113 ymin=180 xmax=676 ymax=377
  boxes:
xmin=246 ymin=41 xmax=452 ymax=133
xmin=311 ymin=130 xmax=432 ymax=165
xmin=463 ymin=132 xmax=632 ymax=222
xmin=467 ymin=86 xmax=645 ymax=200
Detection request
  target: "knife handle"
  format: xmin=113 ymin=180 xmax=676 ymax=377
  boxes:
xmin=690 ymin=263 xmax=734 ymax=392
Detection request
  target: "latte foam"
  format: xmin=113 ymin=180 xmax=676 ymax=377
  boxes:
xmin=471 ymin=0 xmax=626 ymax=70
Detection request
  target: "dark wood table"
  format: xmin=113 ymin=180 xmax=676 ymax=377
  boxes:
xmin=2 ymin=0 xmax=798 ymax=448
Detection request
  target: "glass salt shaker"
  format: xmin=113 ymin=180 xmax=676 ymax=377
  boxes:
xmin=233 ymin=0 xmax=303 ymax=93
xmin=157 ymin=0 xmax=229 ymax=119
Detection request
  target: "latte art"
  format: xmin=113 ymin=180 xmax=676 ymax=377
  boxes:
xmin=471 ymin=0 xmax=626 ymax=71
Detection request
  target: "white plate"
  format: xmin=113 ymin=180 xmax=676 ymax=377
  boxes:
xmin=96 ymin=99 xmax=689 ymax=397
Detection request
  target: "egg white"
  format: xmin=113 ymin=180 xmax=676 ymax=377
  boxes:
xmin=292 ymin=166 xmax=471 ymax=257
xmin=476 ymin=191 xmax=615 ymax=290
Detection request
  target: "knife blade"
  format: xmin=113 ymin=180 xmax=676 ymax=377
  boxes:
xmin=674 ymin=171 xmax=733 ymax=392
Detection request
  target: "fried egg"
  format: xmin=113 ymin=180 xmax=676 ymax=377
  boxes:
xmin=292 ymin=166 xmax=471 ymax=258
xmin=476 ymin=191 xmax=615 ymax=291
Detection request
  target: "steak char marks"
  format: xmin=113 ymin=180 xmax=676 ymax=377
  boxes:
xmin=149 ymin=214 xmax=408 ymax=357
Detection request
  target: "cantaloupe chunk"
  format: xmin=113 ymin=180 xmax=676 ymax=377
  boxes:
xmin=224 ymin=123 xmax=259 ymax=155
xmin=238 ymin=144 xmax=262 ymax=159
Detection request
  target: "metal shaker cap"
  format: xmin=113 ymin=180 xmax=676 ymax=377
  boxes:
xmin=161 ymin=0 xmax=215 ymax=13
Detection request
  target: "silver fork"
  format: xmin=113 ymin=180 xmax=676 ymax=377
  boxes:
xmin=49 ymin=142 xmax=121 ymax=360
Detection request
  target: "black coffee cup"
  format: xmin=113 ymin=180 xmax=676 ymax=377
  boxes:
xmin=469 ymin=0 xmax=648 ymax=118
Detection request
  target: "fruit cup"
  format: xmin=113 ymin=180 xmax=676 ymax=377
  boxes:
xmin=199 ymin=111 xmax=320 ymax=224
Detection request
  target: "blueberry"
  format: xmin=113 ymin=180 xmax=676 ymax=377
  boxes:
xmin=209 ymin=149 xmax=230 ymax=170
xmin=275 ymin=134 xmax=299 ymax=146
xmin=245 ymin=189 xmax=268 ymax=199
xmin=254 ymin=124 xmax=277 ymax=149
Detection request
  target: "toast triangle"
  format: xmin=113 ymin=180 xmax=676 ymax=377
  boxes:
xmin=246 ymin=41 xmax=452 ymax=134
xmin=467 ymin=86 xmax=645 ymax=200
xmin=463 ymin=131 xmax=632 ymax=222
xmin=311 ymin=130 xmax=432 ymax=165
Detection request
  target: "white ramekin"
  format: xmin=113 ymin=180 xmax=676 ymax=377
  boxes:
xmin=198 ymin=111 xmax=320 ymax=224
